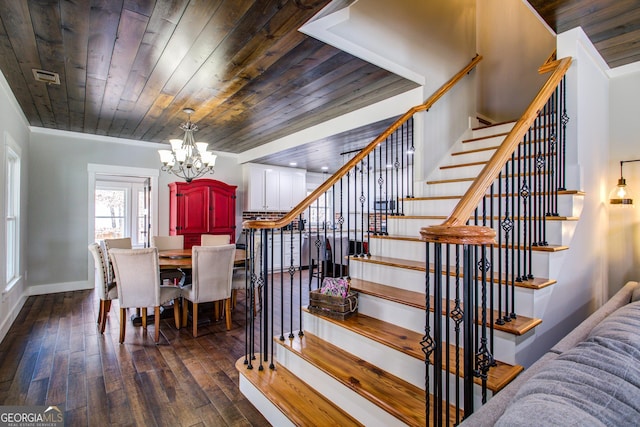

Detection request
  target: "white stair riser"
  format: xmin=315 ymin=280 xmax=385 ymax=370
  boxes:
xmin=349 ymin=259 xmax=425 ymax=292
xmin=471 ymin=123 xmax=515 ymax=138
xmin=275 ymin=340 xmax=406 ymax=427
xmin=424 ymin=181 xmax=474 ymax=197
xmin=238 ymin=376 xmax=296 ymax=427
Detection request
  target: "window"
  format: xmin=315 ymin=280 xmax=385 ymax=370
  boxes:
xmin=94 ymin=179 xmax=148 ymax=247
xmin=5 ymin=136 xmax=20 ymax=289
xmin=308 ymin=189 xmax=334 ymax=229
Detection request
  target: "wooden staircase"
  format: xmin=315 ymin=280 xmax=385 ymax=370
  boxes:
xmin=237 ymin=121 xmax=583 ymax=425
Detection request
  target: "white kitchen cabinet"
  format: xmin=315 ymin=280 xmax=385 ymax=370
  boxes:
xmin=254 ymin=232 xmax=302 ymax=271
xmin=243 ymin=163 xmax=306 ymax=211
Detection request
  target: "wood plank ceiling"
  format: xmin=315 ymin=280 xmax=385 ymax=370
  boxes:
xmin=0 ymin=1 xmax=638 ymax=173
xmin=0 ymin=0 xmax=417 ymax=169
xmin=526 ymin=0 xmax=640 ymax=68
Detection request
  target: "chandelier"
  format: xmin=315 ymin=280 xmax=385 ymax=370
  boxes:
xmin=158 ymin=108 xmax=217 ymax=183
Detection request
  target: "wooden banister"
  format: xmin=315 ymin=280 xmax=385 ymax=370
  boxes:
xmin=244 ymin=54 xmax=483 ymax=230
xmin=421 ymin=56 xmax=572 ymax=244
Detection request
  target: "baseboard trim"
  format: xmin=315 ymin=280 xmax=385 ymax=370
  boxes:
xmin=28 ymin=280 xmax=92 ymax=296
xmin=0 ymin=290 xmax=28 ymax=344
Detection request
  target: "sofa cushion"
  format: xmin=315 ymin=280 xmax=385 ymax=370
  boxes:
xmin=495 ymin=301 xmax=640 ymax=426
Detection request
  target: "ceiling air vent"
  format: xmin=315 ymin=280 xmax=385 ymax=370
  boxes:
xmin=32 ymin=68 xmax=60 ymax=85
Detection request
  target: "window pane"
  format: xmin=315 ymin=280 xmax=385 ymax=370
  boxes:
xmin=95 ymin=188 xmax=126 ymax=241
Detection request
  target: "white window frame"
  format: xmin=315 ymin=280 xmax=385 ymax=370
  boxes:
xmin=5 ymin=132 xmax=21 ymax=292
xmin=94 ymin=179 xmax=148 ymax=246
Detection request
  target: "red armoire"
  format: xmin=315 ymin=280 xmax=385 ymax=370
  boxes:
xmin=168 ymin=179 xmax=237 ymax=248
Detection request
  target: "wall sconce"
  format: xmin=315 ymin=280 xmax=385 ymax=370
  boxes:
xmin=609 ymin=159 xmax=640 ymax=205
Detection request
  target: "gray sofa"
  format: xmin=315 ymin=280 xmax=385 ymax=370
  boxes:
xmin=461 ymin=281 xmax=640 ymax=426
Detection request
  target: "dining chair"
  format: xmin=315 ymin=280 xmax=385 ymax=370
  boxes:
xmin=88 ymin=243 xmax=118 ymax=334
xmin=151 ymin=235 xmax=184 ymax=250
xmin=109 ymin=247 xmax=182 ymax=343
xmin=103 ymin=237 xmax=132 ymax=283
xmin=182 ymin=244 xmax=236 ymax=337
xmin=152 ymin=235 xmax=185 ymax=285
xmin=200 ymin=234 xmax=230 ymax=246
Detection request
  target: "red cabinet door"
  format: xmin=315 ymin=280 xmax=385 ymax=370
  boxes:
xmin=180 ymin=185 xmax=209 ymax=234
xmin=169 ymin=179 xmax=237 ymax=244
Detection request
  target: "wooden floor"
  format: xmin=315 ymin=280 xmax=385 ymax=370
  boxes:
xmin=0 ymin=288 xmax=271 ymax=427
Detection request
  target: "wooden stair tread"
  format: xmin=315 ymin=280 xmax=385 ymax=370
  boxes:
xmin=427 ymin=171 xmax=553 ymax=185
xmin=349 ymin=278 xmax=542 ymax=336
xmin=369 ymin=234 xmax=569 ymax=252
xmin=400 ymin=190 xmax=583 ymax=202
xmin=299 ymin=313 xmax=523 ymax=393
xmin=461 ymin=132 xmax=510 ymax=143
xmin=349 ymin=255 xmax=556 ymax=289
xmin=278 ymin=332 xmax=443 ymax=426
xmin=235 ymin=357 xmax=364 ymax=427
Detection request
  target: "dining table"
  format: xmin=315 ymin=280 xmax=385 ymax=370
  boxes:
xmin=158 ymin=248 xmax=246 ymax=270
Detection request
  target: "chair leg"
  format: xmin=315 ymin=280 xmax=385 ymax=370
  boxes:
xmin=154 ymin=306 xmax=160 ymax=343
xmin=225 ymin=298 xmax=232 ymax=331
xmin=141 ymin=308 xmax=147 ymax=330
xmin=182 ymin=299 xmax=188 ymax=329
xmin=192 ymin=302 xmax=199 ymax=338
xmin=231 ymin=289 xmax=237 ymax=309
xmin=100 ymin=300 xmax=111 ymax=334
xmin=173 ymin=298 xmax=181 ymax=329
xmin=214 ymin=301 xmax=221 ymax=320
xmin=308 ymin=261 xmax=315 ymax=287
xmin=119 ymin=308 xmax=126 ymax=343
xmin=98 ymin=300 xmax=105 ymax=332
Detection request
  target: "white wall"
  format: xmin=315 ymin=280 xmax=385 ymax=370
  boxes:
xmin=476 ymin=0 xmax=556 ymax=121
xmin=303 ymin=0 xmax=477 ymax=183
xmin=515 ymin=28 xmax=610 ymax=367
xmin=0 ymin=73 xmax=31 ymax=342
xmin=609 ymin=65 xmax=640 ymax=297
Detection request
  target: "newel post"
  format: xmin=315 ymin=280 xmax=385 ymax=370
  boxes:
xmin=420 ymin=224 xmax=496 ymax=421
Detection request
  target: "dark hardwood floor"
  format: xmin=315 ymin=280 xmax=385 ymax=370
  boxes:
xmin=0 ymin=287 xmax=271 ymax=426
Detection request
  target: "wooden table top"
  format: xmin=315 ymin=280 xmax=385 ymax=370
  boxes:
xmin=158 ymin=248 xmax=246 ymax=270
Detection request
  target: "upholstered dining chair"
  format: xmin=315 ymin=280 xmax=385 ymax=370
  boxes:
xmin=151 ymin=235 xmax=185 ymax=285
xmin=109 ymin=247 xmax=182 ymax=343
xmin=103 ymin=237 xmax=132 ymax=283
xmin=182 ymin=244 xmax=236 ymax=337
xmin=200 ymin=234 xmax=230 ymax=246
xmin=88 ymin=243 xmax=118 ymax=334
xmin=151 ymin=235 xmax=184 ymax=250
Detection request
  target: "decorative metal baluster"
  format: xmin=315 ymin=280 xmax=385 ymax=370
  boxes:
xmin=339 ymin=177 xmax=348 ymax=278
xmin=408 ymin=117 xmax=415 ymax=198
xmin=394 ymin=132 xmax=401 ymax=216
xmin=359 ymin=159 xmax=366 ymax=257
xmin=288 ymin=226 xmax=296 ymax=339
xmin=521 ymin=128 xmax=532 ymax=281
xmin=373 ymin=145 xmax=379 ymax=235
xmin=452 ymin=244 xmax=463 ymax=426
xmin=366 ymin=154 xmax=371 ymax=257
xmin=496 ymin=172 xmax=504 ymax=326
xmin=489 ymin=184 xmax=495 ymax=355
xmin=421 ymin=242 xmax=434 ymax=425
xmin=445 ymin=243 xmax=451 ymax=427
xmin=269 ymin=228 xmax=275 ymax=369
xmin=501 ymin=167 xmax=513 ymax=324
xmin=378 ymin=143 xmax=386 ymax=235
xmin=297 ymin=215 xmax=304 ymax=338
xmin=559 ymin=77 xmax=569 ymax=191
xmin=462 ymin=244 xmax=475 ymax=417
xmin=476 ymin=245 xmax=494 ymax=404
xmin=279 ymin=227 xmax=285 ymax=342
xmin=245 ymin=228 xmax=256 ymax=369
xmin=400 ymin=121 xmax=406 ymax=214
xmin=509 ymin=154 xmax=517 ymax=320
xmin=516 ymin=140 xmax=522 ymax=284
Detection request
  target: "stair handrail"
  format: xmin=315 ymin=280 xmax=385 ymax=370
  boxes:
xmin=422 ymin=56 xmax=572 ymax=242
xmin=243 ymin=54 xmax=483 ymax=230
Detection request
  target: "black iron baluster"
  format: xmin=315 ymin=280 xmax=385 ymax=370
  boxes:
xmin=559 ymin=77 xmax=568 ymax=191
xmin=496 ymin=172 xmax=504 ymax=326
xmin=279 ymin=227 xmax=285 ymax=342
xmin=408 ymin=117 xmax=415 ymax=198
xmin=366 ymin=154 xmax=371 ymax=257
xmin=452 ymin=244 xmax=462 ymax=425
xmin=373 ymin=145 xmax=378 ymax=235
xmin=445 ymin=242 xmax=451 ymax=427
xmin=462 ymin=244 xmax=475 ymax=417
xmin=509 ymin=153 xmax=516 ymax=320
xmin=298 ymin=215 xmax=304 ymax=338
xmin=476 ymin=245 xmax=494 ymax=404
xmin=422 ymin=242 xmax=434 ymax=425
xmin=359 ymin=159 xmax=366 ymax=257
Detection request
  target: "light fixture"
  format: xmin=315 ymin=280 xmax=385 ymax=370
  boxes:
xmin=609 ymin=159 xmax=640 ymax=205
xmin=158 ymin=108 xmax=217 ymax=183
